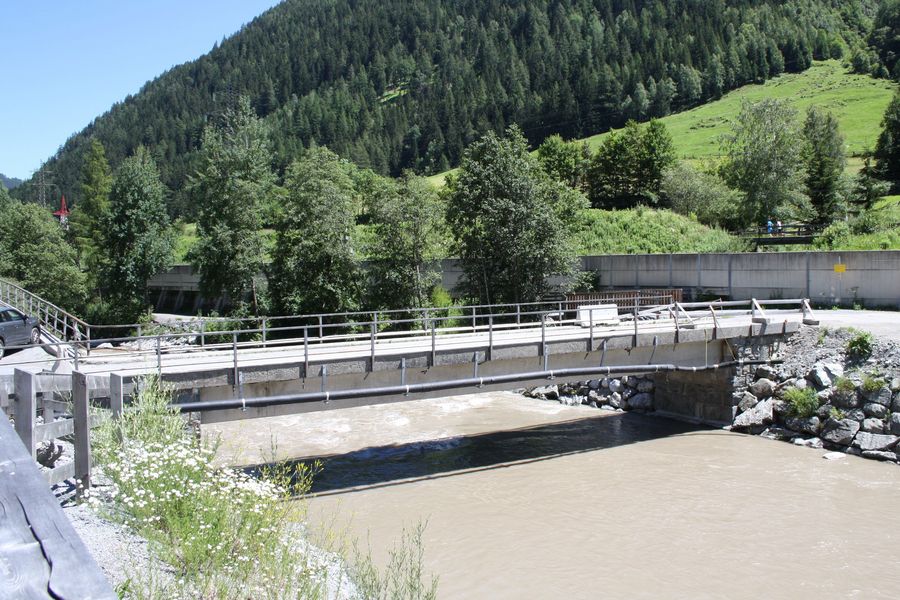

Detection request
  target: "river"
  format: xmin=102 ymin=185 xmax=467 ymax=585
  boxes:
xmin=209 ymin=392 xmax=900 ymax=599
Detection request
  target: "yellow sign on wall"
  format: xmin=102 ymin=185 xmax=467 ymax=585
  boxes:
xmin=834 ymin=264 xmax=847 ymax=273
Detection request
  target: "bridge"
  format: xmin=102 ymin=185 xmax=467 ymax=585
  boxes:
xmin=1 ymin=278 xmax=817 ymax=426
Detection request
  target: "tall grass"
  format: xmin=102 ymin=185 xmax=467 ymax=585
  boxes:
xmin=90 ymin=376 xmax=437 ymax=599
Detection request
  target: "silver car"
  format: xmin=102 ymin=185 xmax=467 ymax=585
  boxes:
xmin=0 ymin=307 xmax=41 ymax=359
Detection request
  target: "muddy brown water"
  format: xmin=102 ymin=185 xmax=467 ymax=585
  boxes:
xmin=208 ymin=392 xmax=900 ymax=599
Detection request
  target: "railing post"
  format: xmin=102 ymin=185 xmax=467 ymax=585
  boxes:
xmin=156 ymin=335 xmax=162 ymax=376
xmin=72 ymin=371 xmax=91 ymax=492
xmin=200 ymin=319 xmax=205 ymax=347
xmin=232 ymin=332 xmax=238 ymax=387
xmin=472 ymin=307 xmax=476 ymax=333
xmin=540 ymin=314 xmax=546 ymax=356
xmin=303 ymin=326 xmax=309 ymax=376
xmin=589 ymin=306 xmax=594 ymax=352
xmin=261 ymin=318 xmax=267 ymax=348
xmin=13 ymin=369 xmax=36 ymax=461
xmin=318 ymin=315 xmax=324 ymax=341
xmin=370 ymin=321 xmax=376 ymax=372
xmin=488 ymin=315 xmax=493 ymax=361
xmin=516 ymin=304 xmax=521 ymax=326
xmin=430 ymin=318 xmax=436 ymax=367
xmin=109 ymin=373 xmax=124 ymax=421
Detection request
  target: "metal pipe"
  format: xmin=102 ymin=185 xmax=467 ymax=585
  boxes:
xmin=172 ymin=358 xmax=780 ymax=413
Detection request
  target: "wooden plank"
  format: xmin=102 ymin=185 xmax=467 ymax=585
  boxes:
xmin=13 ymin=369 xmax=35 ymax=461
xmin=0 ymin=411 xmax=115 ymax=599
xmin=33 ymin=414 xmax=104 ymax=445
xmin=72 ymin=372 xmax=91 ymax=490
xmin=44 ymin=462 xmax=75 ymax=486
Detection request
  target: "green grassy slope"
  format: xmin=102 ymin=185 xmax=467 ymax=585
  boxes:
xmin=582 ymin=61 xmax=896 ymax=163
xmin=428 ymin=61 xmax=896 ymax=187
xmin=575 ymin=209 xmax=743 ymax=255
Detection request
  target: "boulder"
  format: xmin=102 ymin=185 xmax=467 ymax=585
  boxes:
xmin=759 ymin=427 xmax=798 ymax=441
xmin=792 ymin=437 xmax=823 ymax=449
xmin=816 ymin=389 xmax=832 ymax=404
xmin=627 ymin=393 xmax=653 ymax=411
xmin=861 ymin=418 xmax=886 ymax=435
xmin=791 ymin=378 xmax=808 ymax=391
xmin=601 ymin=378 xmax=610 ymax=389
xmin=587 ymin=390 xmax=601 ymax=403
xmin=637 ymin=380 xmax=655 ymax=393
xmin=772 ymin=400 xmax=792 ymax=418
xmin=607 ymin=392 xmax=624 ymax=409
xmin=737 ymin=392 xmax=759 ymax=413
xmin=893 ymin=392 xmax=900 ymax=413
xmin=756 ymin=365 xmax=779 ymax=381
xmin=608 ymin=379 xmax=623 ymax=393
xmin=785 ymin=416 xmax=821 ymax=436
xmin=808 ymin=364 xmax=832 ymax=388
xmin=865 ymin=386 xmax=892 ymax=407
xmin=864 ymin=402 xmax=888 ymax=419
xmin=822 ymin=362 xmax=844 ymax=380
xmin=891 ymin=378 xmax=900 ymax=393
xmin=821 ymin=418 xmax=860 ymax=446
xmin=622 ymin=387 xmax=634 ymax=400
xmin=750 ymin=378 xmax=776 ymax=399
xmin=861 ymin=450 xmax=898 ymax=462
xmin=733 ymin=399 xmax=774 ymax=429
xmin=620 ymin=375 xmax=631 ymax=387
xmin=531 ymin=384 xmax=559 ymax=400
xmin=891 ymin=413 xmax=900 ymax=436
xmin=816 ymin=404 xmax=835 ymax=420
xmin=853 ymin=432 xmax=899 ymax=452
xmin=831 ymin=390 xmax=860 ymax=410
xmin=844 ymin=409 xmax=866 ymax=422
xmin=588 ymin=380 xmax=601 ymax=391
xmin=822 ymin=451 xmax=847 ymax=461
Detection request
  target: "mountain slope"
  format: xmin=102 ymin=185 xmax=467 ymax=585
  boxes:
xmin=0 ymin=173 xmax=23 ymax=190
xmin=18 ymin=0 xmax=878 ymax=216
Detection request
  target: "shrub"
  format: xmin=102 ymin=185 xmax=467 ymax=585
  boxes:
xmin=829 ymin=407 xmax=846 ymax=420
xmin=784 ymin=387 xmax=819 ymax=418
xmin=861 ymin=374 xmax=884 ymax=394
xmin=846 ymin=330 xmax=874 ymax=360
xmin=833 ymin=376 xmax=856 ymax=394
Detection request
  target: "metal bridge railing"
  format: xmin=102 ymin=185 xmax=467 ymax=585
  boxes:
xmin=0 ymin=278 xmax=91 ymax=349
xmin=0 ymin=294 xmax=817 ymax=383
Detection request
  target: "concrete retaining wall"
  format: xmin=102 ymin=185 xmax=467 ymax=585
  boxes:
xmin=147 ymin=250 xmax=900 ymax=313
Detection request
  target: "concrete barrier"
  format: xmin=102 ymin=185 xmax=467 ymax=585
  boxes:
xmin=147 ymin=250 xmax=900 ymax=312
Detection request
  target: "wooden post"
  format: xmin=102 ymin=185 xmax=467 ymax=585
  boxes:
xmin=14 ymin=369 xmax=36 ymax=461
xmin=109 ymin=373 xmax=124 ymax=420
xmin=72 ymin=371 xmax=91 ymax=491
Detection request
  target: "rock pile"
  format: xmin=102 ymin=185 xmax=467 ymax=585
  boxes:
xmin=732 ymin=326 xmax=900 ymax=464
xmin=524 ymin=375 xmax=656 ymax=412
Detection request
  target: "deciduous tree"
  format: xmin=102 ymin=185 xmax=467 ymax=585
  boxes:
xmin=446 ymin=126 xmax=587 ymax=305
xmin=367 ymin=174 xmax=444 ymax=312
xmin=189 ymin=97 xmax=276 ymax=312
xmin=269 ymin=147 xmax=361 ymax=316
xmin=719 ymin=99 xmax=807 ymax=227
xmin=103 ymin=147 xmax=173 ymax=315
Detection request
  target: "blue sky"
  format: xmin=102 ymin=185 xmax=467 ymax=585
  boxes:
xmin=0 ymin=0 xmax=281 ymax=180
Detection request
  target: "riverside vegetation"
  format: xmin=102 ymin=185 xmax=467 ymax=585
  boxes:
xmin=84 ymin=377 xmax=438 ymax=599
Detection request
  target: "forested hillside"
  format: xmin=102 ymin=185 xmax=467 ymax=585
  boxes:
xmin=0 ymin=173 xmax=22 ymax=190
xmin=17 ymin=0 xmax=878 ymax=216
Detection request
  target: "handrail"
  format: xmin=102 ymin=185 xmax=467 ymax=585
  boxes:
xmin=0 ymin=278 xmax=92 ymax=347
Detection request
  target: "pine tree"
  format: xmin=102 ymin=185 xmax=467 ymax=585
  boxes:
xmin=874 ymin=91 xmax=900 ymax=184
xmin=69 ymin=139 xmax=112 ymax=294
xmin=802 ymin=107 xmax=846 ymax=224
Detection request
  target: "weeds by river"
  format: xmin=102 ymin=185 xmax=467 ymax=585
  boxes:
xmin=86 ymin=376 xmax=438 ymax=599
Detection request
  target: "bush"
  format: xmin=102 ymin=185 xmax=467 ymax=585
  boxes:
xmin=815 ymin=221 xmax=851 ymax=249
xmin=833 ymin=376 xmax=856 ymax=394
xmin=660 ymin=162 xmax=744 ymax=229
xmin=846 ymin=330 xmax=874 ymax=360
xmin=784 ymin=387 xmax=819 ymax=418
xmin=829 ymin=407 xmax=846 ymax=420
xmin=861 ymin=374 xmax=884 ymax=394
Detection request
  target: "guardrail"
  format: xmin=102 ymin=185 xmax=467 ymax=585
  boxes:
xmin=0 ymin=278 xmax=92 ymax=346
